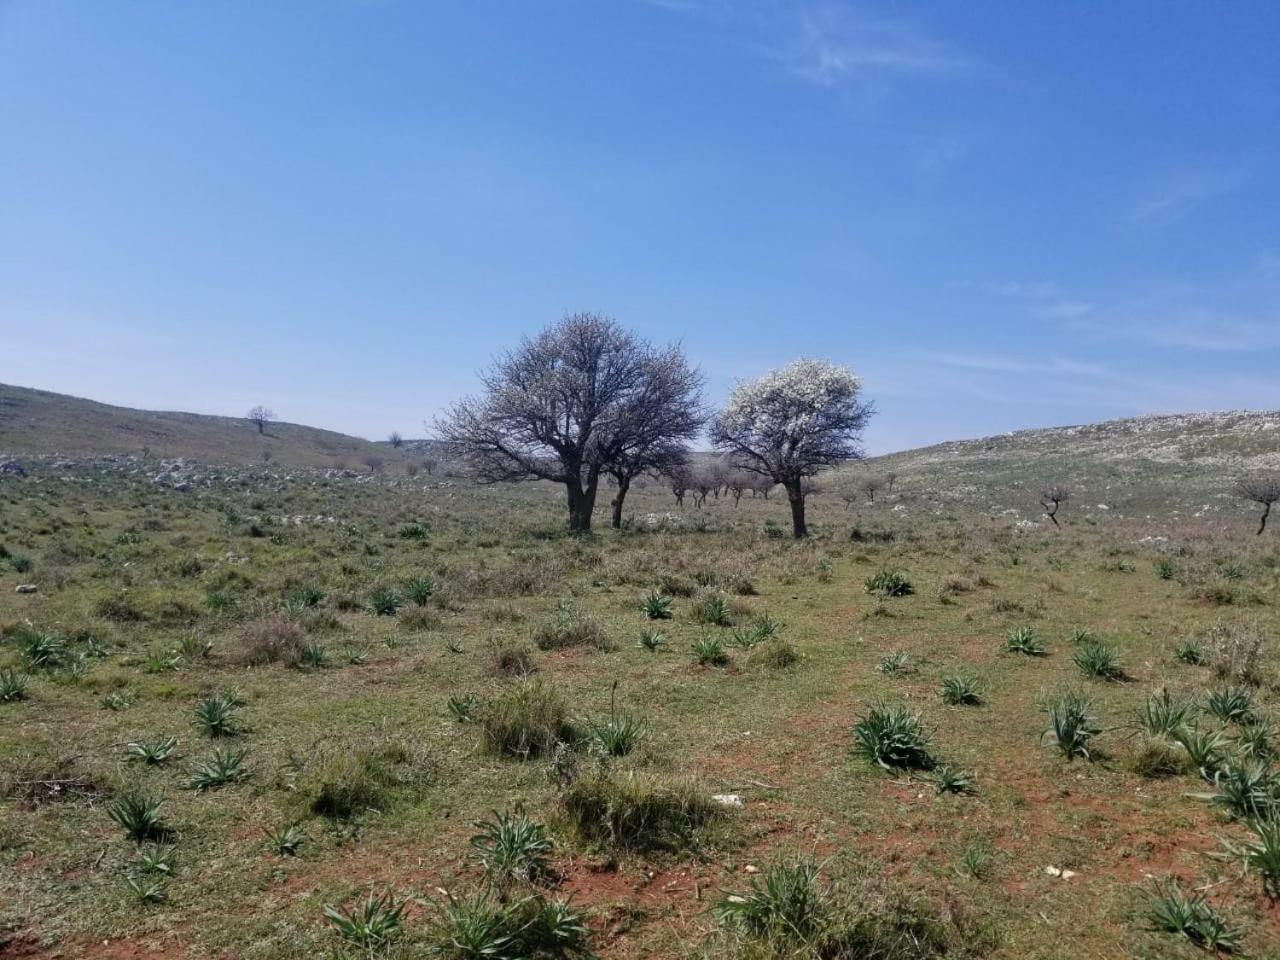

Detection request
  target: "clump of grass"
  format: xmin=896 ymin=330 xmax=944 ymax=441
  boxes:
xmin=1073 ymin=640 xmax=1125 ymax=680
xmin=125 ymin=875 xmax=168 ymax=906
xmin=470 ymin=808 xmax=554 ymax=887
xmin=185 ymin=746 xmax=250 ymax=791
xmin=1005 ymin=625 xmax=1046 ymax=656
xmin=852 ymin=702 xmax=934 ymax=770
xmin=429 ymin=892 xmax=591 ymax=960
xmin=1206 ymin=685 xmax=1255 ymax=724
xmin=1237 ymin=719 xmax=1275 ymax=763
xmin=299 ymin=639 xmax=328 ymax=668
xmin=1172 ymin=725 xmax=1229 ymax=780
xmin=479 ymin=679 xmax=577 ymax=760
xmin=691 ymin=587 xmax=733 ymax=626
xmin=324 ymin=889 xmax=405 ymax=952
xmin=301 ymin=735 xmax=435 ymax=820
xmin=931 ymin=764 xmax=973 ymax=795
xmin=749 ymin=638 xmax=800 ymax=670
xmin=641 ymin=589 xmax=673 ymax=620
xmin=692 ymin=634 xmax=730 ymax=667
xmin=101 ymin=689 xmax=138 ymax=711
xmin=876 ymin=650 xmax=911 ymax=676
xmin=1042 ymin=691 xmax=1100 ymax=760
xmin=1174 ymin=637 xmax=1204 ymax=665
xmin=125 ymin=736 xmax=179 ymax=766
xmin=864 ymin=569 xmax=913 ymax=598
xmin=1202 ymin=617 xmax=1267 ymax=684
xmin=1153 ymin=558 xmax=1178 ymax=581
xmin=532 ymin=600 xmax=610 ymax=651
xmin=486 ymin=639 xmax=538 ymax=678
xmin=939 ymin=673 xmax=982 ymax=706
xmin=15 ymin=627 xmax=71 ymax=673
xmin=404 ymin=576 xmax=435 ymax=607
xmin=560 ymin=772 xmax=724 ymax=853
xmin=288 ymin=583 xmax=326 ymax=609
xmin=399 ymin=606 xmax=442 ymax=632
xmin=106 ymin=790 xmax=167 ymax=842
xmin=584 ymin=687 xmax=646 ymax=757
xmin=716 ymin=860 xmax=831 ymax=946
xmin=731 ymin=613 xmax=781 ymax=650
xmin=1147 ymin=881 xmax=1240 ymax=952
xmin=236 ymin=616 xmax=306 ymax=667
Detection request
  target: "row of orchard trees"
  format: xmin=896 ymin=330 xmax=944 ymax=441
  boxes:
xmin=435 ymin=313 xmax=873 ymax=537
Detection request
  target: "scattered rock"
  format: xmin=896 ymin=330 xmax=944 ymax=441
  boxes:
xmin=0 ymin=461 xmax=26 ymax=477
xmin=15 ymin=584 xmax=37 ymax=594
xmin=711 ymin=793 xmax=743 ymax=809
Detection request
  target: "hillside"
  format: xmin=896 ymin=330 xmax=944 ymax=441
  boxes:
xmin=0 ymin=382 xmax=407 ymax=469
xmin=855 ymin=409 xmax=1280 ymax=523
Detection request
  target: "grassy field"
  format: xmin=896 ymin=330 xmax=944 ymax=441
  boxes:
xmin=2 ymin=451 xmax=1279 ymax=959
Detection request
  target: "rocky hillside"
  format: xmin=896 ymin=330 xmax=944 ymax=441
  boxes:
xmin=0 ymin=383 xmax=409 ymax=470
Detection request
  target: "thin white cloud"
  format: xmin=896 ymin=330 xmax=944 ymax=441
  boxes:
xmin=1131 ymin=165 xmax=1247 ymax=225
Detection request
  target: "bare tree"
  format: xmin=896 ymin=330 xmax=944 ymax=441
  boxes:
xmin=689 ymin=465 xmax=717 ymax=508
xmin=435 ymin=313 xmax=703 ymax=533
xmin=1237 ymin=474 xmax=1280 ymax=535
xmin=421 ymin=456 xmax=439 ymax=476
xmin=884 ymin=471 xmax=898 ymax=493
xmin=246 ymin=405 xmax=275 ymax=434
xmin=861 ymin=476 xmax=883 ymax=503
xmin=389 ymin=431 xmax=404 ymax=448
xmin=711 ymin=359 xmax=873 ymax=538
xmin=1040 ymin=482 xmax=1071 ymax=527
xmin=665 ymin=462 xmax=691 ymax=507
xmin=363 ymin=455 xmax=386 ymax=474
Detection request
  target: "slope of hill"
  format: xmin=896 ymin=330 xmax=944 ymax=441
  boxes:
xmin=0 ymin=383 xmax=406 ymax=469
xmin=854 ymin=410 xmax=1280 ymax=522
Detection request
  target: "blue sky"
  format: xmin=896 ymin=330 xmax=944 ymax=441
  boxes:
xmin=2 ymin=1 xmax=1277 ymax=453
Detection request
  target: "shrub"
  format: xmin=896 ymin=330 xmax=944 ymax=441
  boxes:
xmin=1004 ymin=625 xmax=1046 ymax=656
xmin=1147 ymin=882 xmax=1240 ymax=952
xmin=636 ymin=628 xmax=667 ymax=652
xmin=560 ymin=773 xmax=724 ymax=853
xmin=124 ymin=736 xmax=179 ymax=765
xmin=95 ymin=594 xmax=145 ymax=623
xmin=864 ymin=570 xmax=913 ymax=598
xmin=749 ymin=639 xmax=800 ymax=670
xmin=1203 ymin=618 xmax=1267 ymax=683
xmin=236 ymin=616 xmax=306 ymax=667
xmin=931 ymin=764 xmax=972 ymax=795
xmin=1195 ymin=761 xmax=1280 ymax=820
xmin=399 ymin=606 xmax=442 ymax=632
xmin=1073 ymin=641 xmax=1124 ymax=680
xmin=479 ymin=679 xmax=577 ymax=760
xmin=1129 ymin=738 xmax=1189 ymax=779
xmin=940 ymin=673 xmax=982 ymax=706
xmin=852 ymin=703 xmax=933 ymax=770
xmin=1174 ymin=638 xmax=1204 ymax=665
xmin=532 ymin=600 xmax=610 ymax=651
xmin=430 ymin=892 xmax=591 ymax=960
xmin=716 ymin=860 xmax=831 ymax=945
xmin=876 ymin=651 xmax=911 ymax=676
xmin=1173 ymin=725 xmax=1229 ymax=780
xmin=584 ymin=708 xmax=646 ymax=757
xmin=404 ymin=576 xmax=435 ymax=606
xmin=1042 ymin=692 xmax=1099 ymax=760
xmin=469 ymin=809 xmax=554 ymax=887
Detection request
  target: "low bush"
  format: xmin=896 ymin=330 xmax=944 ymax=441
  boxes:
xmin=479 ymin=679 xmax=577 ymax=760
xmin=560 ymin=772 xmax=724 ymax=853
xmin=531 ymin=600 xmax=610 ymax=651
xmin=236 ymin=616 xmax=306 ymax=667
xmin=300 ymin=734 xmax=435 ymax=820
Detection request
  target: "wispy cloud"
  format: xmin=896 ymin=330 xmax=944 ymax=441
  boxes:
xmin=640 ymin=0 xmax=971 ymax=88
xmin=1131 ymin=165 xmax=1247 ymax=225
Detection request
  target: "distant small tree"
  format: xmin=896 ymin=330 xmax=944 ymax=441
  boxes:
xmin=405 ymin=462 xmax=419 ymax=478
xmin=689 ymin=466 xmax=717 ymax=508
xmin=1236 ymin=474 xmax=1280 ymax=535
xmin=861 ymin=476 xmax=883 ymax=503
xmin=1040 ymin=482 xmax=1071 ymax=527
xmin=261 ymin=449 xmax=272 ymax=464
xmin=363 ymin=455 xmax=386 ymax=474
xmin=389 ymin=431 xmax=404 ymax=448
xmin=421 ymin=456 xmax=439 ymax=476
xmin=665 ymin=463 xmax=691 ymax=507
xmin=885 ymin=472 xmax=898 ymax=493
xmin=247 ymin=405 xmax=275 ymax=434
xmin=711 ymin=359 xmax=873 ymax=538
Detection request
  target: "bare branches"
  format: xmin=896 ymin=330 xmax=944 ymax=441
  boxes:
xmin=1236 ymin=474 xmax=1280 ymax=535
xmin=246 ymin=405 xmax=275 ymax=435
xmin=1039 ymin=482 xmax=1071 ymax=528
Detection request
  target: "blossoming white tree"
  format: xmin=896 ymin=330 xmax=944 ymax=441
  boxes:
xmin=710 ymin=358 xmax=873 ymax=538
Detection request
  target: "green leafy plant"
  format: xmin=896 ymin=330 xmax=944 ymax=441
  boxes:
xmin=447 ymin=693 xmax=479 ymax=723
xmin=636 ymin=628 xmax=667 ymax=652
xmin=185 ymin=746 xmax=250 ymax=790
xmin=404 ymin=576 xmax=435 ymax=606
xmin=1193 ymin=761 xmax=1280 ymax=820
xmin=585 ymin=685 xmax=646 ymax=757
xmin=940 ymin=673 xmax=982 ymax=706
xmin=1073 ymin=640 xmax=1124 ymax=680
xmin=1042 ymin=691 xmax=1100 ymax=760
xmin=1206 ymin=685 xmax=1255 ymax=724
xmin=864 ymin=569 xmax=913 ymax=598
xmin=1137 ymin=688 xmax=1194 ymax=738
xmin=1005 ymin=625 xmax=1046 ymax=656
xmin=1173 ymin=725 xmax=1229 ymax=780
xmin=692 ymin=634 xmax=729 ymax=667
xmin=931 ymin=764 xmax=973 ymax=795
xmin=479 ymin=679 xmax=577 ymax=760
xmin=125 ymin=874 xmax=167 ymax=906
xmin=470 ymin=808 xmax=554 ymax=887
xmin=106 ymin=790 xmax=167 ymax=842
xmin=1174 ymin=638 xmax=1204 ymax=665
xmin=641 ymin=589 xmax=673 ymax=620
xmin=101 ymin=689 xmax=138 ymax=711
xmin=1147 ymin=881 xmax=1240 ymax=952
xmin=852 ymin=702 xmax=933 ymax=770
xmin=324 ymin=889 xmax=405 ymax=951
xmin=192 ymin=692 xmax=244 ymax=737
xmin=876 ymin=650 xmax=911 ymax=676
xmin=716 ymin=860 xmax=831 ymax=946
xmin=691 ymin=588 xmax=732 ymax=626
xmin=300 ymin=639 xmax=329 ymax=668
xmin=125 ymin=736 xmax=179 ymax=765
xmin=368 ymin=586 xmax=401 ymax=616
xmin=264 ymin=820 xmax=306 ymax=856
xmin=0 ymin=668 xmax=30 ymax=703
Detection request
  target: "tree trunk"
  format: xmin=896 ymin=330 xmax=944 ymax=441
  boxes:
xmin=786 ymin=483 xmax=807 ymax=538
xmin=566 ymin=480 xmax=597 ymax=533
xmin=256 ymin=421 xmax=264 ymax=434
xmin=611 ymin=476 xmax=631 ymax=529
xmin=1259 ymin=502 xmax=1271 ymax=536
